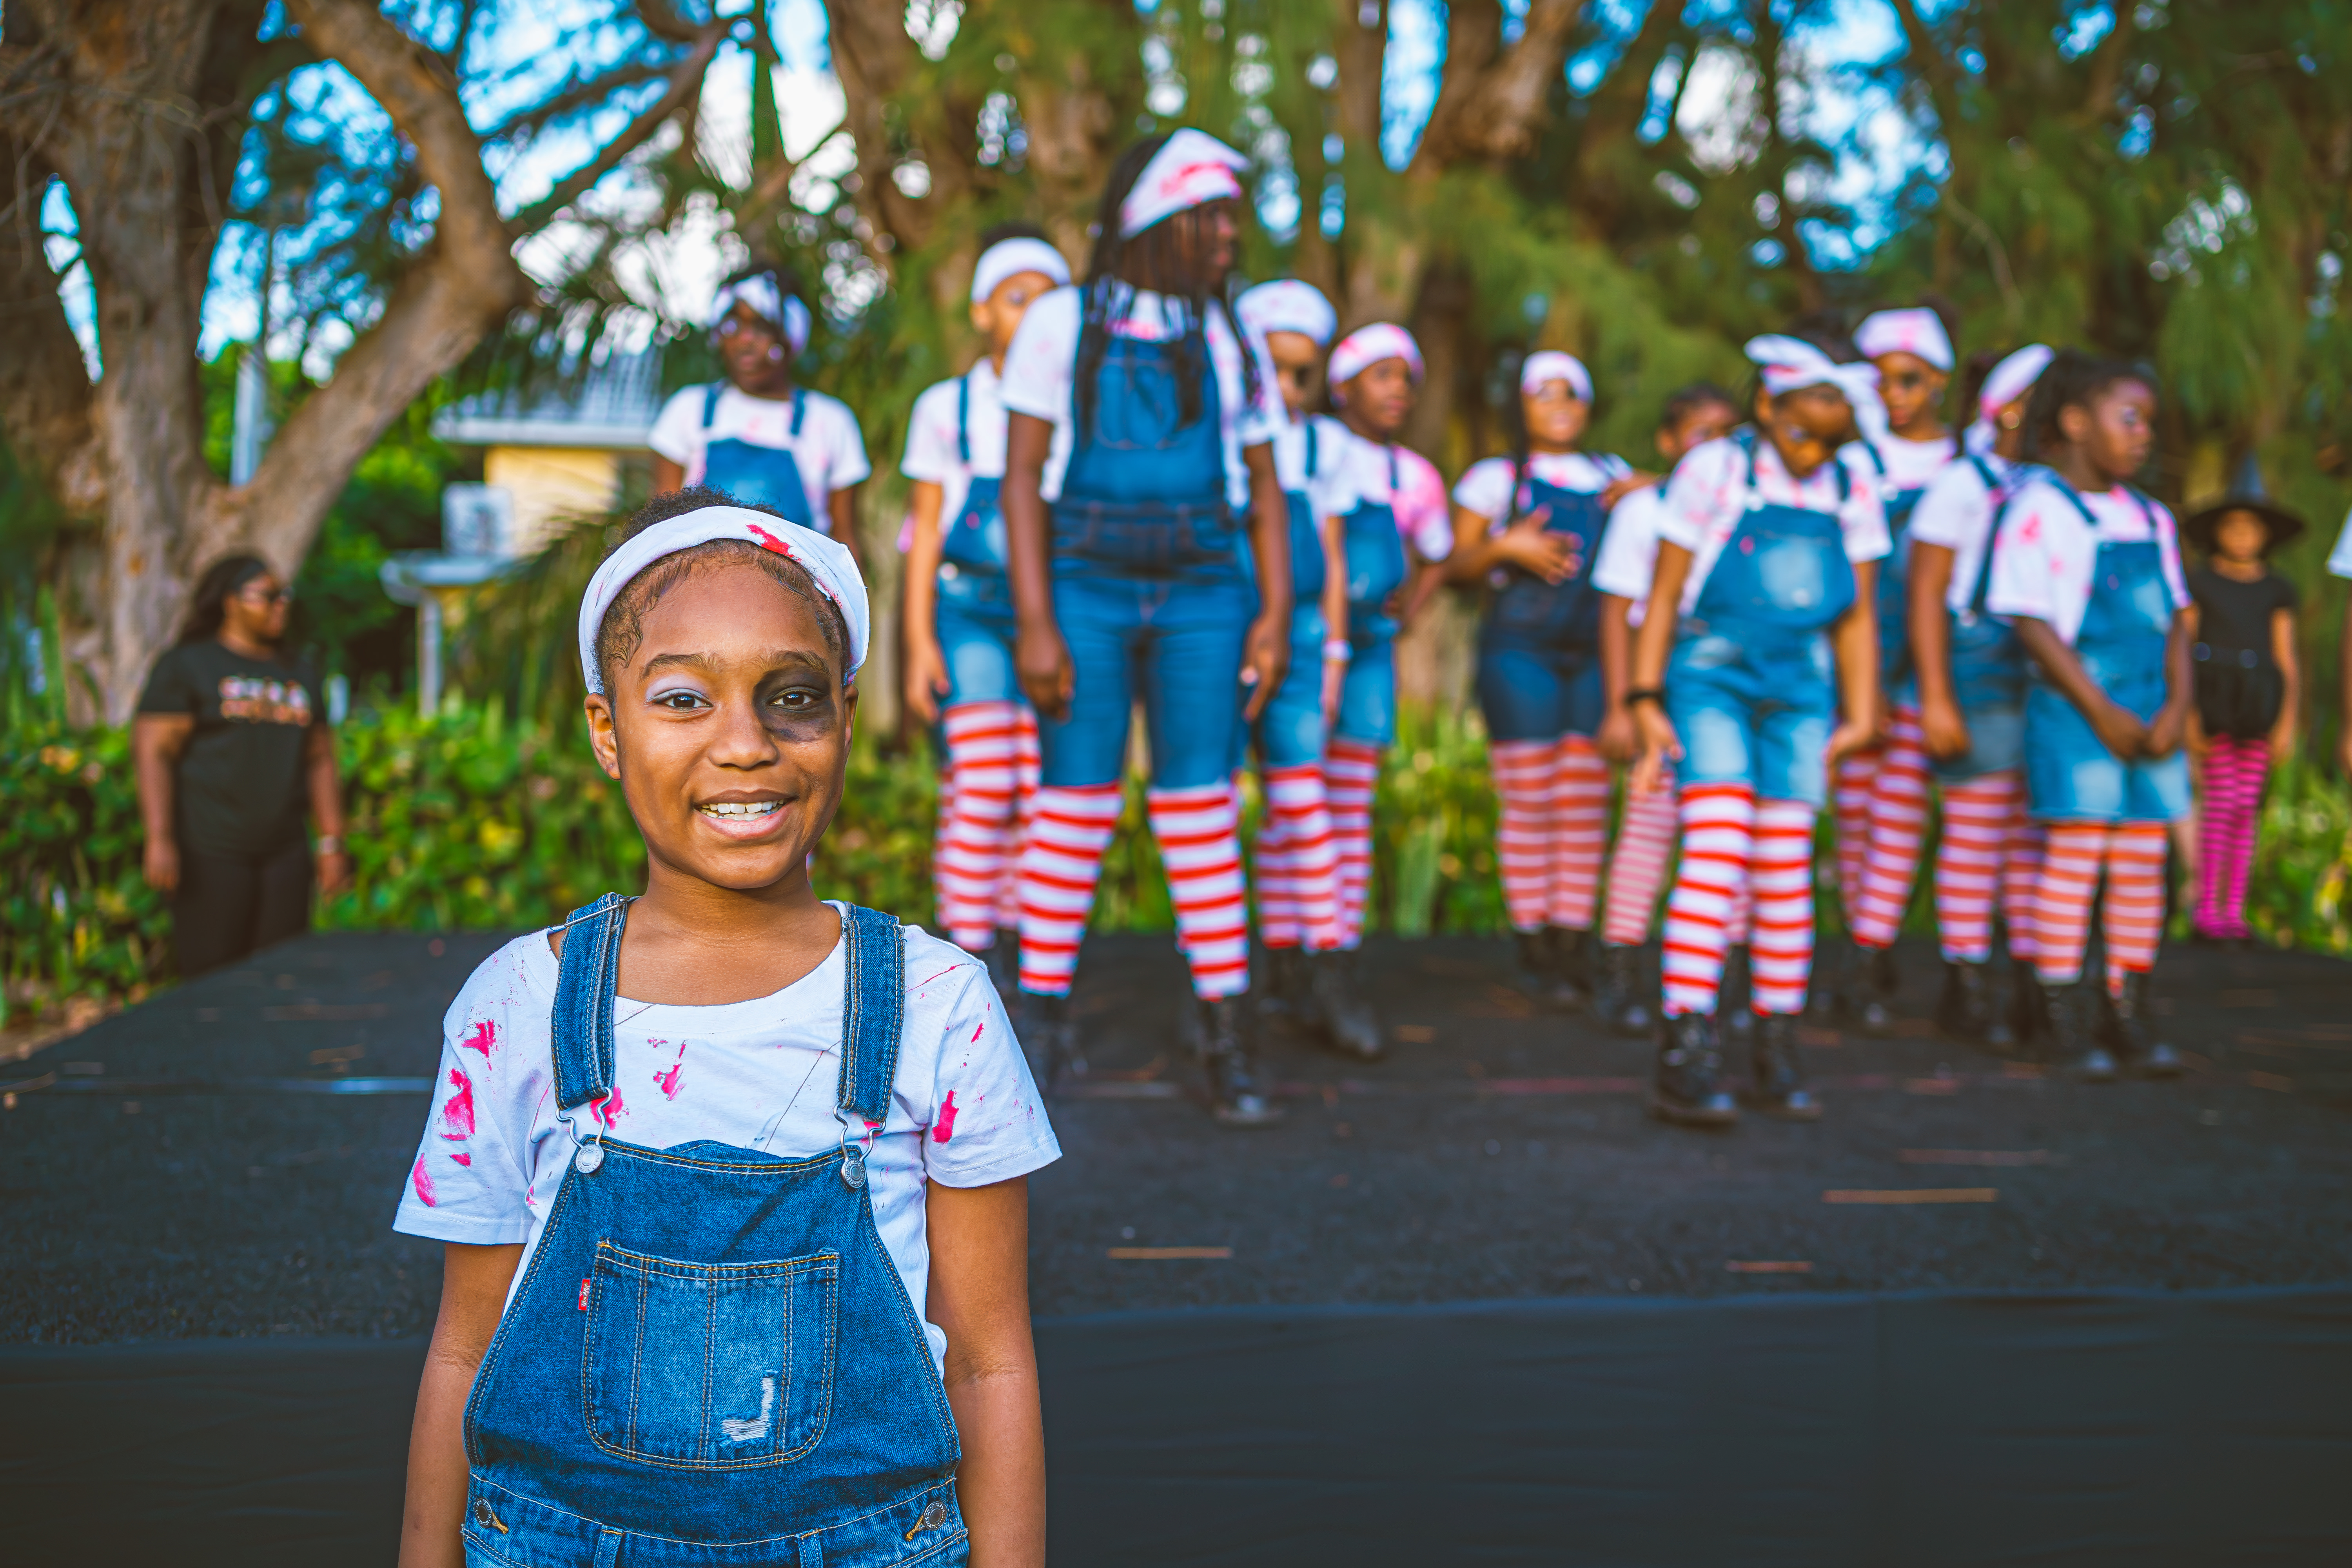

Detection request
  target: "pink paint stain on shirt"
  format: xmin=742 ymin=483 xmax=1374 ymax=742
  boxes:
xmin=654 ymin=1061 xmax=684 ymax=1100
xmin=592 ymin=1085 xmax=627 ymax=1126
xmin=459 ymin=1018 xmax=497 ymax=1068
xmin=411 ymin=1156 xmax=438 ymax=1207
xmin=933 ymin=1090 xmax=960 ymax=1144
xmin=449 ymin=1152 xmax=472 ymax=1167
xmin=439 ymin=1067 xmax=475 ymax=1140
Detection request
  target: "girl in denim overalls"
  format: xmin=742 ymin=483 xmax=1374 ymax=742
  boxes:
xmin=1903 ymin=344 xmax=2056 ymax=1050
xmin=1984 ymin=352 xmax=2192 ymax=1082
xmin=394 ymin=494 xmax=1058 ymax=1566
xmin=1448 ymin=351 xmax=1644 ymax=1011
xmin=997 ymin=132 xmax=1295 ymax=1125
xmin=1627 ymin=334 xmax=1889 ymax=1127
xmin=901 ymin=227 xmax=1072 ymax=1001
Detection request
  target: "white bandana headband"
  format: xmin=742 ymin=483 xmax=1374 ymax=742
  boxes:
xmin=1328 ymin=323 xmax=1425 ymax=395
xmin=970 ymin=238 xmax=1071 ymax=305
xmin=578 ymin=508 xmax=870 ymax=694
xmin=709 ymin=274 xmax=813 ymax=356
xmin=1746 ymin=334 xmax=1881 ymax=403
xmin=1853 ymin=307 xmax=1954 ymax=372
xmin=1519 ymin=350 xmax=1593 ymax=403
xmin=1119 ymin=128 xmax=1248 ymax=239
xmin=1236 ymin=279 xmax=1338 ymax=347
xmin=1964 ymin=343 xmax=2055 ymax=456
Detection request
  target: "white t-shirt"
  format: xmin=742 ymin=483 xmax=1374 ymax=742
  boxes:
xmin=998 ymin=283 xmax=1285 ymax=508
xmin=1842 ymin=433 xmax=1957 ymax=500
xmin=391 ymin=913 xmax=1060 ymax=1375
xmin=1451 ymin=451 xmax=1632 ymax=530
xmin=900 ymin=361 xmax=1007 ymax=532
xmin=649 ymin=383 xmax=873 ymax=526
xmin=1591 ymin=481 xmax=1670 ymax=628
xmin=1984 ymin=477 xmax=2189 ymax=647
xmin=1656 ymin=436 xmax=1891 ymax=615
xmin=1907 ymin=453 xmax=2014 ymax=613
xmin=1274 ymin=412 xmax=1356 ymax=521
xmin=2327 ymin=507 xmax=2352 ymax=579
xmin=1331 ymin=433 xmax=1454 ymax=561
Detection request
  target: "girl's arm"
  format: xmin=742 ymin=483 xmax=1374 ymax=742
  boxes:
xmin=2145 ymin=607 xmax=2196 ymax=759
xmin=1240 ymin=443 xmax=1294 ymax=722
xmin=2013 ymin=617 xmax=2150 ymax=759
xmin=1595 ymin=595 xmax=1637 ymax=764
xmin=902 ymin=480 xmax=950 ymax=728
xmin=652 ymin=454 xmax=688 ymax=495
xmin=399 ymin=1242 xmax=524 ymax=1568
xmin=133 ymin=713 xmax=193 ymax=893
xmin=2270 ymin=604 xmax=2301 ymax=757
xmin=828 ymin=481 xmax=866 ymax=573
xmin=304 ymin=716 xmax=351 ymax=894
xmin=927 ymin=1176 xmax=1046 ymax=1568
xmin=1907 ymin=543 xmax=1968 ymax=760
xmin=1320 ymin=514 xmax=1349 ymax=724
xmin=1003 ymin=412 xmax=1071 ymax=720
xmin=1627 ymin=541 xmax=1694 ymax=797
xmin=1441 ymin=502 xmax=1573 ymax=585
xmin=1826 ymin=559 xmax=1882 ymax=765
xmin=1396 ymin=558 xmax=1445 ymax=628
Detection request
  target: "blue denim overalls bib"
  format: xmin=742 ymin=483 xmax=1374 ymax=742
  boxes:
xmin=461 ymin=897 xmax=967 ymax=1568
xmin=1052 ymin=315 xmax=1235 ymax=573
xmin=700 ymin=385 xmax=819 ymax=529
xmin=1662 ymin=432 xmax=1857 ymax=807
xmin=1928 ymin=455 xmax=2028 ymax=780
xmin=1485 ymin=459 xmax=1626 ymax=650
xmin=939 ymin=374 xmax=1007 ymax=573
xmin=1341 ymin=444 xmax=1411 ymax=645
xmin=1857 ymin=441 xmax=1929 ymax=688
xmin=1474 ymin=459 xmax=1624 ymax=743
xmin=1231 ymin=419 xmax=1335 ymax=771
xmin=935 ymin=376 xmax=1020 ymax=708
xmin=2022 ymin=482 xmax=2190 ymax=824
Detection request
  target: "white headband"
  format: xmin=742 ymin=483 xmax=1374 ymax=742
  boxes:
xmin=1963 ymin=343 xmax=2055 ymax=456
xmin=1119 ymin=128 xmax=1247 ymax=239
xmin=970 ymin=237 xmax=1071 ymax=305
xmin=1519 ymin=350 xmax=1592 ymax=402
xmin=1746 ymin=334 xmax=1881 ymax=402
xmin=578 ymin=508 xmax=870 ymax=694
xmin=1236 ymin=279 xmax=1338 ymax=347
xmin=1328 ymin=323 xmax=1424 ymax=394
xmin=1853 ymin=307 xmax=1954 ymax=372
xmin=709 ymin=274 xmax=813 ymax=356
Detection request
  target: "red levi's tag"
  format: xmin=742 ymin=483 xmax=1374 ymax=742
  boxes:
xmin=578 ymin=1279 xmax=591 ymax=1310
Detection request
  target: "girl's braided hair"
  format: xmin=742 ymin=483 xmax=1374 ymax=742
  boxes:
xmin=2021 ymin=349 xmax=2158 ymax=463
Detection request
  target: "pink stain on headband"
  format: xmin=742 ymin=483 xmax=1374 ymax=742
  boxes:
xmin=439 ymin=1068 xmax=475 ymax=1140
xmin=411 ymin=1156 xmax=438 ymax=1207
xmin=745 ymin=522 xmax=796 ymax=557
xmin=933 ymin=1090 xmax=961 ymax=1144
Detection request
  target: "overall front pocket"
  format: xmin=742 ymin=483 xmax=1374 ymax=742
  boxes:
xmin=584 ymin=1241 xmax=839 ymax=1469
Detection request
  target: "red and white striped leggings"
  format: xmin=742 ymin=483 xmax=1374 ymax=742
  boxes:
xmin=1254 ymin=762 xmax=1342 ymax=952
xmin=1323 ymin=739 xmax=1383 ymax=950
xmin=934 ymin=702 xmax=1040 ymax=951
xmin=1660 ymin=784 xmax=1813 ymax=1016
xmin=2032 ymin=820 xmax=2167 ymax=993
xmin=1933 ymin=770 xmax=2040 ymax=965
xmin=1490 ymin=735 xmax=1611 ymax=934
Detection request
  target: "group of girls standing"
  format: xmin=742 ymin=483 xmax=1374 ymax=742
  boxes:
xmin=666 ymin=124 xmax=2244 ymax=1132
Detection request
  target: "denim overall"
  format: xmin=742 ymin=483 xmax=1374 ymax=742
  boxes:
xmin=462 ymin=897 xmax=966 ymax=1568
xmin=1332 ymin=443 xmax=1412 ymax=746
xmin=1929 ymin=456 xmax=2027 ymax=781
xmin=1857 ymin=441 xmax=1929 ymax=690
xmin=2022 ymin=483 xmax=2191 ymax=824
xmin=1233 ymin=418 xmax=1334 ymax=773
xmin=1042 ymin=314 xmax=1251 ymax=790
xmin=699 ymin=385 xmax=818 ymax=529
xmin=1663 ymin=433 xmax=1857 ymax=808
xmin=1475 ymin=459 xmax=1627 ymax=745
xmin=934 ymin=374 xmax=1019 ymax=708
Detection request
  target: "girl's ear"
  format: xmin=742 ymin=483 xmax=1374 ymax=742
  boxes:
xmin=586 ymin=693 xmax=623 ymax=782
xmin=2056 ymin=401 xmax=2091 ymax=447
xmin=1752 ymin=385 xmax=1777 ymax=426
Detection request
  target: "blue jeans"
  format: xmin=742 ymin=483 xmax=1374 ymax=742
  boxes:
xmin=1475 ymin=632 xmax=1604 ymax=744
xmin=1042 ymin=555 xmax=1252 ymax=790
xmin=1334 ymin=631 xmax=1397 ymax=748
xmin=1234 ymin=604 xmax=1329 ymax=773
xmin=1666 ymin=625 xmax=1837 ymax=807
xmin=936 ymin=567 xmax=1020 ymax=707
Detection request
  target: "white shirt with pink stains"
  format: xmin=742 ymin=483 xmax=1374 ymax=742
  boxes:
xmin=391 ymin=909 xmax=1059 ymax=1374
xmin=1983 ymin=476 xmax=2189 ymax=647
xmin=1331 ymin=433 xmax=1455 ymax=561
xmin=1656 ymin=435 xmax=1890 ymax=617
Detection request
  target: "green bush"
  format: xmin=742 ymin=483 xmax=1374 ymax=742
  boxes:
xmin=0 ymin=731 xmax=172 ymax=1027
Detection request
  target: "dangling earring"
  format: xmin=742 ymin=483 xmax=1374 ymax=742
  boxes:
xmin=768 ymin=345 xmax=784 ymax=362
xmin=1999 ymin=408 xmax=2022 ymax=430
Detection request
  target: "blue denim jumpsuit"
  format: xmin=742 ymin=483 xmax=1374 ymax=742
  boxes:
xmin=933 ymin=374 xmax=1020 ymax=708
xmin=1474 ymin=459 xmax=1629 ymax=744
xmin=1855 ymin=441 xmax=1930 ymax=692
xmin=1042 ymin=320 xmax=1255 ymax=791
xmin=1663 ymin=434 xmax=1859 ymax=808
xmin=1928 ymin=455 xmax=2027 ymax=781
xmin=1231 ymin=418 xmax=1334 ymax=772
xmin=1332 ymin=443 xmax=1412 ymax=747
xmin=461 ymin=897 xmax=967 ymax=1568
xmin=2021 ymin=482 xmax=2191 ymax=824
xmin=698 ymin=385 xmax=818 ymax=528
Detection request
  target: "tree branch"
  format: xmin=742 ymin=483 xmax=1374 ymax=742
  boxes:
xmin=0 ymin=130 xmax=101 ymax=514
xmin=1413 ymin=0 xmax=1584 ymax=169
xmin=1571 ymin=0 xmax=1686 ymax=240
xmin=2072 ymin=4 xmax=2138 ymax=126
xmin=1888 ymin=0 xmax=1960 ymax=150
xmin=504 ymin=22 xmax=724 ymax=237
xmin=481 ymin=56 xmax=675 ymax=145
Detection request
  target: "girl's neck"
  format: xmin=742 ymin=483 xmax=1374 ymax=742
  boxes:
xmin=1890 ymin=417 xmax=1949 ymax=445
xmin=218 ymin=628 xmax=276 ymax=661
xmin=1526 ymin=438 xmax=1579 ymax=458
xmin=636 ymin=859 xmax=831 ymax=944
xmin=733 ymin=370 xmax=796 ymax=402
xmin=2210 ymin=554 xmax=2268 ymax=583
xmin=1762 ymin=426 xmax=1828 ymax=480
xmin=2048 ymin=449 xmax=2117 ymax=495
xmin=1342 ymin=411 xmax=1397 ymax=445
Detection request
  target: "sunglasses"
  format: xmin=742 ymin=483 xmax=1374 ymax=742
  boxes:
xmin=240 ymin=583 xmax=291 ymax=606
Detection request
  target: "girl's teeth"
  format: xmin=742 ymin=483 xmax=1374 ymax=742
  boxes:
xmin=702 ymin=801 xmax=779 ymax=818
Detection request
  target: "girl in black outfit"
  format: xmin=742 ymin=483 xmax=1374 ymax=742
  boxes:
xmin=2180 ymin=471 xmax=2305 ymax=945
xmin=134 ymin=556 xmax=350 ymax=976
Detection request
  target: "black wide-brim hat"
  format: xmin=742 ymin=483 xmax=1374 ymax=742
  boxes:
xmin=2181 ymin=456 xmax=2307 ymax=555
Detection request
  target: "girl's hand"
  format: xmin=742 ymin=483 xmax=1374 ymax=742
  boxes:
xmin=1495 ymin=510 xmax=1580 ymax=583
xmin=1918 ymin=692 xmax=1972 ymax=761
xmin=1826 ymin=715 xmax=1878 ymax=768
xmin=1629 ymin=702 xmax=1682 ymax=797
xmin=904 ymin=632 xmax=951 ymax=728
xmin=2145 ymin=698 xmax=2191 ymax=760
xmin=2090 ymin=698 xmax=2151 ymax=760
xmin=1016 ymin=621 xmax=1074 ymax=723
xmin=1241 ymin=610 xmax=1290 ymax=722
xmin=1599 ymin=472 xmax=1659 ymax=510
xmin=143 ymin=837 xmax=180 ymax=894
xmin=317 ymin=849 xmax=352 ymax=896
xmin=1597 ymin=703 xmax=1639 ymax=765
xmin=2269 ymin=719 xmax=2298 ymax=760
xmin=1321 ymin=653 xmax=1347 ymax=728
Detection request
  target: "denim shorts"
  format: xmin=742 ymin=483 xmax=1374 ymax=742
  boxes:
xmin=935 ymin=567 xmax=1019 ymax=709
xmin=1664 ymin=626 xmax=1837 ymax=807
xmin=2023 ymin=683 xmax=2191 ymax=824
xmin=1043 ymin=554 xmax=1252 ymax=791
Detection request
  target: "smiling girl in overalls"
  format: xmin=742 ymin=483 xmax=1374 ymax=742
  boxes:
xmin=1903 ymin=343 xmax=2054 ymax=1049
xmin=649 ymin=266 xmax=872 ymax=571
xmin=1449 ymin=351 xmax=1641 ymax=1011
xmin=1231 ymin=280 xmax=1382 ymax=1058
xmin=1628 ymin=334 xmax=1887 ymax=1127
xmin=1322 ymin=324 xmax=1454 ymax=975
xmin=902 ymin=227 xmax=1073 ymax=998
xmin=997 ymin=131 xmax=1295 ymax=1125
xmin=1830 ymin=306 xmax=1959 ymax=1031
xmin=394 ymin=492 xmax=1058 ymax=1566
xmin=1984 ymin=351 xmax=2191 ymax=1082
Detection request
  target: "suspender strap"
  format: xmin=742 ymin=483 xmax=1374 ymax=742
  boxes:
xmin=1305 ymin=418 xmax=1318 ymax=478
xmin=956 ymin=374 xmax=971 ymax=466
xmin=701 ymin=382 xmax=722 ymax=430
xmin=834 ymin=904 xmax=906 ymax=1124
xmin=550 ymin=893 xmax=632 ymax=1111
xmin=789 ymin=388 xmax=806 ymax=437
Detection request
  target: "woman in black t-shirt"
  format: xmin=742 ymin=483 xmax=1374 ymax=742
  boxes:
xmin=2181 ymin=484 xmax=2305 ymax=946
xmin=134 ymin=555 xmax=351 ymax=976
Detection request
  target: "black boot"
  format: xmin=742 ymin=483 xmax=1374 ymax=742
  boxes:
xmin=1016 ymin=991 xmax=1081 ymax=1090
xmin=1936 ymin=960 xmax=1999 ymax=1046
xmin=1719 ymin=946 xmax=1757 ymax=1053
xmin=1848 ymin=942 xmax=1897 ymax=1035
xmin=2107 ymin=971 xmax=2183 ymax=1078
xmin=1808 ymin=936 xmax=1849 ymax=1020
xmin=1749 ymin=1013 xmax=1822 ymax=1120
xmin=1307 ymin=949 xmax=1386 ymax=1061
xmin=1651 ymin=1011 xmax=1738 ymax=1127
xmin=1547 ymin=926 xmax=1595 ymax=1011
xmin=1194 ymin=993 xmax=1283 ymax=1125
xmin=1257 ymin=945 xmax=1306 ymax=1027
xmin=2006 ymin=966 xmax=2049 ymax=1059
xmin=1592 ymin=941 xmax=1655 ymax=1038
xmin=2044 ymin=979 xmax=2117 ymax=1082
xmin=983 ymin=930 xmax=1021 ymax=1004
xmin=1513 ymin=929 xmax=1581 ymax=1012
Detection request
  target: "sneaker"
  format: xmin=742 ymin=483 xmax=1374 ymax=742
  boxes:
xmin=1748 ymin=1013 xmax=1822 ymax=1120
xmin=1651 ymin=1011 xmax=1738 ymax=1127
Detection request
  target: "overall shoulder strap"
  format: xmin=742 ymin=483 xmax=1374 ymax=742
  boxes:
xmin=1305 ymin=417 xmax=1318 ymax=476
xmin=834 ymin=904 xmax=906 ymax=1125
xmin=1861 ymin=440 xmax=1889 ymax=478
xmin=1387 ymin=442 xmax=1401 ymax=495
xmin=701 ymin=382 xmax=723 ymax=429
xmin=1833 ymin=448 xmax=1853 ymax=504
xmin=789 ymin=388 xmax=807 ymax=437
xmin=1967 ymin=454 xmax=2000 ymax=493
xmin=551 ymin=893 xmax=632 ymax=1111
xmin=956 ymin=374 xmax=972 ymax=466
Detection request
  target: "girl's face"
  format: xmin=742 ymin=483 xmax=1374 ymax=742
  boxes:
xmin=1161 ymin=199 xmax=1240 ymax=287
xmin=2213 ymin=510 xmax=2269 ymax=565
xmin=1655 ymin=400 xmax=1739 ymax=464
xmin=586 ymin=563 xmax=855 ymax=893
xmin=1521 ymin=380 xmax=1590 ymax=451
xmin=1872 ymin=349 xmax=1948 ymax=433
xmin=970 ymin=269 xmax=1059 ymax=359
xmin=716 ymin=303 xmax=789 ymax=388
xmin=2058 ymin=378 xmax=2157 ymax=482
xmin=1339 ymin=357 xmax=1417 ymax=439
xmin=225 ymin=572 xmax=291 ymax=645
xmin=1753 ymin=382 xmax=1853 ymax=476
xmin=1264 ymin=330 xmax=1327 ymax=417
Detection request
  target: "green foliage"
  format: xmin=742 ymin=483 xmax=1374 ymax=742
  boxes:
xmin=2246 ymin=754 xmax=2352 ymax=957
